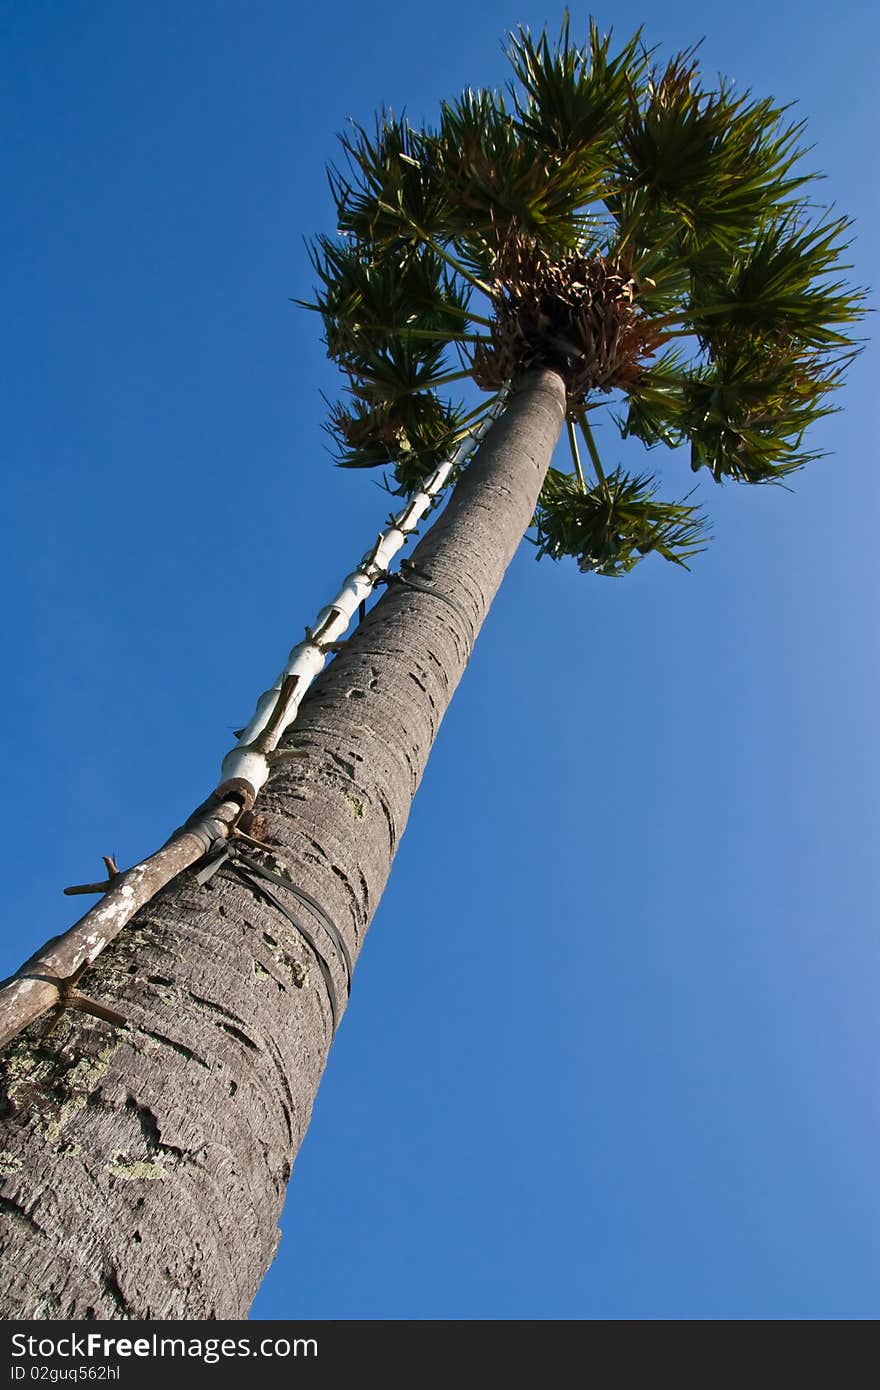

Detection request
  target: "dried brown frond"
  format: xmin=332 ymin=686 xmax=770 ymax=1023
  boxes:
xmin=329 ymin=401 xmax=402 ymax=450
xmin=472 ymin=234 xmax=663 ymax=408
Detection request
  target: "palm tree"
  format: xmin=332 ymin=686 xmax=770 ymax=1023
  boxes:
xmin=0 ymin=18 xmax=862 ymax=1318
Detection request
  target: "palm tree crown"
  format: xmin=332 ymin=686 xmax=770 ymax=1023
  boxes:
xmin=305 ymin=16 xmax=864 ymax=577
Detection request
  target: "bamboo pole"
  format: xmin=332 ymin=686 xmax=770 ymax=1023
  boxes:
xmin=0 ymin=388 xmax=509 ymax=1050
xmin=0 ymin=800 xmax=240 ymax=1049
xmin=217 ymin=388 xmax=510 ymax=801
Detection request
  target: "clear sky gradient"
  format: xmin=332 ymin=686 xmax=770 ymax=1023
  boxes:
xmin=2 ymin=1 xmax=877 ymax=1319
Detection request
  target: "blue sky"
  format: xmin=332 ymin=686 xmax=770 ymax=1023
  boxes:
xmin=2 ymin=0 xmax=877 ymax=1319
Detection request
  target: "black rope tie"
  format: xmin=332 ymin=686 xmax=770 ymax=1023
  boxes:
xmin=384 ymin=563 xmax=476 ymax=643
xmin=203 ymin=846 xmax=352 ymax=1034
xmin=236 ymin=852 xmax=353 ymax=987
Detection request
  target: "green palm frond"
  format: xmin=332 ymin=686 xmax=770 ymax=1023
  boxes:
xmin=504 ymin=16 xmax=642 ymax=212
xmin=534 ymin=465 xmax=710 ymax=575
xmin=685 ymin=346 xmax=842 ymax=482
xmin=303 ymin=235 xmax=475 ymax=363
xmin=508 ymin=16 xmax=643 ymax=153
xmin=616 ymin=349 xmax=691 ymax=448
xmin=340 ymin=338 xmax=468 ymax=405
xmin=614 ymin=53 xmax=810 ymax=254
xmin=687 ymin=214 xmax=864 ymax=348
xmin=327 ymin=390 xmax=472 ymax=493
xmin=624 ymin=342 xmax=843 ymax=482
xmin=330 ymin=114 xmax=448 ymax=246
xmin=435 ymin=87 xmax=591 ymax=250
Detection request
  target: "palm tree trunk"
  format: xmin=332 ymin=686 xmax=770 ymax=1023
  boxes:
xmin=0 ymin=367 xmax=566 ymax=1319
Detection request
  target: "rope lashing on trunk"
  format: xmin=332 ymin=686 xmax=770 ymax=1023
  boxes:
xmin=378 ymin=560 xmax=476 ymax=646
xmin=201 ymin=845 xmax=352 ymax=1033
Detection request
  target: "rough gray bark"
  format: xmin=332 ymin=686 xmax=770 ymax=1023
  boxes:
xmin=0 ymin=367 xmax=566 ymax=1319
xmin=0 ymin=800 xmax=242 ymax=1049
